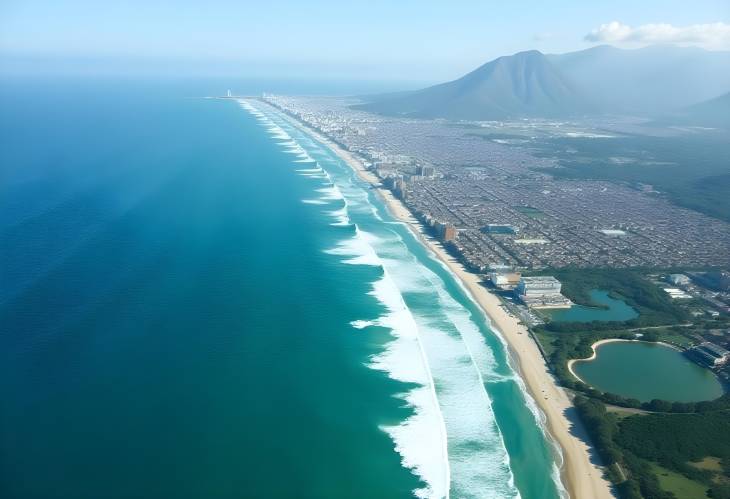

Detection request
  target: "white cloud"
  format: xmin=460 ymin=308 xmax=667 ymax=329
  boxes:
xmin=585 ymin=21 xmax=730 ymax=49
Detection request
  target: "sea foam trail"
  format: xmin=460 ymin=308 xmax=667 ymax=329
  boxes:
xmin=329 ymin=227 xmax=451 ymax=498
xmin=318 ymin=175 xmax=520 ymax=498
xmin=238 ymin=99 xmax=450 ymax=498
xmin=358 ymin=230 xmax=519 ymax=498
xmin=237 ymin=99 xmax=532 ymax=499
xmin=428 ymin=256 xmax=568 ymax=498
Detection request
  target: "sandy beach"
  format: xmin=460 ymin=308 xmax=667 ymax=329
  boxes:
xmin=268 ymin=101 xmax=615 ymax=499
xmin=567 ymin=338 xmax=632 ymax=385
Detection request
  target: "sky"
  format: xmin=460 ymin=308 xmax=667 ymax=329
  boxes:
xmin=1 ymin=0 xmax=729 ymax=81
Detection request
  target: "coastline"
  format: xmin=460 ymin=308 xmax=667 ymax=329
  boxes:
xmin=567 ymin=338 xmax=632 ymax=385
xmin=263 ymin=100 xmax=615 ymax=499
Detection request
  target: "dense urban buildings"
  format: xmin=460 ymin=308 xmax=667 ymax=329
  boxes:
xmin=264 ymin=94 xmax=730 ymax=272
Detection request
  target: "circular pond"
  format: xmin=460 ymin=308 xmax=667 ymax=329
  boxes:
xmin=571 ymin=341 xmax=725 ymax=402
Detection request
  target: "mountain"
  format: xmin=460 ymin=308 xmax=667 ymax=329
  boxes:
xmin=547 ymin=45 xmax=730 ymax=115
xmin=354 ymin=50 xmax=591 ymax=120
xmin=356 ymin=45 xmax=730 ymax=120
xmin=657 ymin=92 xmax=730 ymax=129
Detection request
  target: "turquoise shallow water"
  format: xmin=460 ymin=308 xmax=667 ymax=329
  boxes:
xmin=0 ymin=80 xmax=561 ymax=498
xmin=573 ymin=342 xmax=725 ymax=402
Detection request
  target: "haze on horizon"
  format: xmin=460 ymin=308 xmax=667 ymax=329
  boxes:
xmin=1 ymin=0 xmax=729 ymax=81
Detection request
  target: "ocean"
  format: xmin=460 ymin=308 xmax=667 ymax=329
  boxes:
xmin=0 ymin=79 xmax=562 ymax=498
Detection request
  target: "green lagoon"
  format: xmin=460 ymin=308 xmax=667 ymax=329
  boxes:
xmin=572 ymin=341 xmax=725 ymax=402
xmin=546 ymin=289 xmax=638 ymax=323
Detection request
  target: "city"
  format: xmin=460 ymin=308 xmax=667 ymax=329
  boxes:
xmin=264 ymin=95 xmax=730 ymax=271
xmin=4 ymin=2 xmax=730 ymax=498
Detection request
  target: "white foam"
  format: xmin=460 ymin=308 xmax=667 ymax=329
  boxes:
xmin=238 ymin=100 xmax=451 ymax=495
xmin=350 ymin=319 xmax=374 ymax=330
xmin=327 ymin=206 xmax=350 ymax=226
xmin=313 ymin=158 xmax=523 ymax=497
xmin=374 ymin=252 xmax=519 ymax=498
xmin=323 ymin=220 xmax=520 ymax=497
xmin=406 ymin=227 xmax=568 ymax=498
xmin=320 ymin=222 xmax=449 ymax=498
xmin=235 ymin=98 xmax=563 ymax=499
xmin=316 ymin=185 xmax=344 ymax=202
xmin=324 ymin=228 xmax=381 ymax=266
xmin=360 ymin=271 xmax=450 ymax=499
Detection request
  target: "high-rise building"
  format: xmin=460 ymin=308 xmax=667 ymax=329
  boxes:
xmin=394 ymin=177 xmax=407 ymax=200
xmin=667 ymin=274 xmax=690 ymax=286
xmin=417 ymin=165 xmax=435 ymax=178
xmin=515 ymin=276 xmax=571 ymax=308
xmin=516 ymin=276 xmax=562 ymax=296
xmin=489 ymin=271 xmax=522 ymax=290
xmin=442 ymin=225 xmax=457 ymax=242
xmin=433 ymin=221 xmax=457 ymax=242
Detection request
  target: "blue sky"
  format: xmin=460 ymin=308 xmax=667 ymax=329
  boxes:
xmin=1 ymin=0 xmax=729 ymax=80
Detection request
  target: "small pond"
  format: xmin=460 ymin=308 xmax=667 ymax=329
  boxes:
xmin=545 ymin=289 xmax=638 ymax=323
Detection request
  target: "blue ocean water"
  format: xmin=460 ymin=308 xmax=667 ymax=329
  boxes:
xmin=0 ymin=79 xmax=562 ymax=498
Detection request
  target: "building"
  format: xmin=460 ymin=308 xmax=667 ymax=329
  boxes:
xmin=393 ymin=177 xmax=407 ymax=200
xmin=482 ymin=224 xmax=516 ymax=234
xmin=489 ymin=271 xmax=522 ymax=290
xmin=515 ymin=276 xmax=572 ymax=309
xmin=667 ymin=273 xmax=690 ymax=286
xmin=432 ymin=221 xmax=457 ymax=242
xmin=663 ymin=287 xmax=692 ymax=299
xmin=686 ymin=342 xmax=730 ymax=367
xmin=442 ymin=225 xmax=458 ymax=242
xmin=517 ymin=276 xmax=562 ymax=296
xmin=375 ymin=167 xmax=397 ymax=180
xmin=416 ymin=165 xmax=436 ymax=178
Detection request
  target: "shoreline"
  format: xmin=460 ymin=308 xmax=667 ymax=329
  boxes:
xmin=567 ymin=338 xmax=682 ymax=385
xmin=259 ymin=100 xmax=615 ymax=499
xmin=568 ymin=338 xmax=634 ymax=385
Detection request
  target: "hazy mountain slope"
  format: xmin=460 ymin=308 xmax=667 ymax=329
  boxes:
xmin=354 ymin=50 xmax=590 ymax=120
xmin=659 ymin=92 xmax=730 ymax=129
xmin=548 ymin=45 xmax=730 ymax=115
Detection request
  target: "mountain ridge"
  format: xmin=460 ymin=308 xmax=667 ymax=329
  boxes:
xmin=657 ymin=91 xmax=730 ymax=129
xmin=355 ymin=45 xmax=730 ymax=120
xmin=354 ymin=50 xmax=589 ymax=120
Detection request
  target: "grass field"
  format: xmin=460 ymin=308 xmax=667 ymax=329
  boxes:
xmin=532 ymin=329 xmax=558 ymax=358
xmin=650 ymin=462 xmax=709 ymax=499
xmin=689 ymin=457 xmax=724 ymax=473
xmin=654 ymin=330 xmax=695 ymax=347
xmin=605 ymin=405 xmax=646 ymax=420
